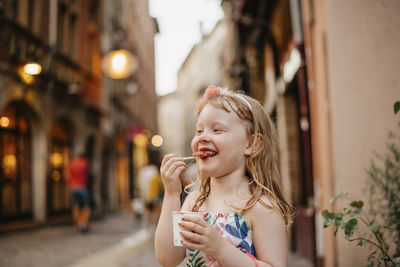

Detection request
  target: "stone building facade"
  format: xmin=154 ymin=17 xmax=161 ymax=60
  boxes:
xmin=100 ymin=0 xmax=158 ymax=212
xmin=0 ymin=0 xmax=158 ymax=230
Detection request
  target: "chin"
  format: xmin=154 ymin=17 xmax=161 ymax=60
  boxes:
xmin=198 ymin=159 xmax=223 ymax=177
xmin=199 ymin=168 xmax=225 ymax=178
xmin=198 ymin=166 xmax=215 ymax=177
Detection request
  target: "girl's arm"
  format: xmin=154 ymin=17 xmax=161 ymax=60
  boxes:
xmin=154 ymin=154 xmax=187 ymax=267
xmin=246 ymin=199 xmax=287 ymax=267
xmin=180 ymin=199 xmax=287 ymax=267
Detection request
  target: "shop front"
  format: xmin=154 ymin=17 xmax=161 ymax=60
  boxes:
xmin=0 ymin=101 xmax=34 ymax=222
xmin=47 ymin=119 xmax=73 ymax=217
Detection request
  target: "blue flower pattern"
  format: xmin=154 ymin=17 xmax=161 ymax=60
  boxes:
xmin=184 ymin=213 xmax=256 ymax=267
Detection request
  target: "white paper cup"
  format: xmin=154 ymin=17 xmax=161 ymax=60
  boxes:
xmin=172 ymin=211 xmax=206 ymax=246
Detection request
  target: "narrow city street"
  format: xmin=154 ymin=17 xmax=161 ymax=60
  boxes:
xmin=0 ymin=212 xmax=312 ymax=267
xmin=0 ymin=212 xmax=159 ymax=267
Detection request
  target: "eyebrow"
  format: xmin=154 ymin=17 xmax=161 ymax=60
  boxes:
xmin=195 ymin=120 xmax=228 ymax=128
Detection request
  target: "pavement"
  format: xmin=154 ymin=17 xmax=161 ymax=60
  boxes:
xmin=0 ymin=212 xmax=313 ymax=267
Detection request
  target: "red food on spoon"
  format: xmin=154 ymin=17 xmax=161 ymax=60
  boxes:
xmin=192 ymin=149 xmax=218 ymax=159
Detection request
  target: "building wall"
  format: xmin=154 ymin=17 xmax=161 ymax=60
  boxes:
xmin=120 ymin=0 xmax=158 ymax=133
xmin=324 ymin=1 xmax=400 ymax=266
xmin=177 ymin=17 xmax=236 ymax=156
xmin=100 ymin=0 xmax=158 ymax=208
xmin=0 ymin=0 xmax=158 ymax=226
xmin=300 ymin=0 xmax=335 ymax=265
xmin=0 ymin=0 xmax=105 ymax=225
xmin=158 ymin=92 xmax=185 ymax=155
xmin=158 ymin=16 xmax=233 ymax=158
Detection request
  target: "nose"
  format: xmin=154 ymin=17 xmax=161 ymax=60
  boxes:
xmin=192 ymin=130 xmax=211 ymax=149
xmin=192 ymin=130 xmax=213 ymax=153
xmin=198 ymin=130 xmax=212 ymax=142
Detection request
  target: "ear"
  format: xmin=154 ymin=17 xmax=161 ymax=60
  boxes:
xmin=244 ymin=133 xmax=263 ymax=156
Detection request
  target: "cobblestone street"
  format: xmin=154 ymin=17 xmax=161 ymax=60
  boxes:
xmin=0 ymin=212 xmax=312 ymax=267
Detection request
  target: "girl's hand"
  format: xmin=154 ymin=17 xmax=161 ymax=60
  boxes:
xmin=160 ymin=154 xmax=186 ymax=196
xmin=180 ymin=216 xmax=226 ymax=258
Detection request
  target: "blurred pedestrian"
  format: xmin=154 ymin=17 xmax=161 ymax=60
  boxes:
xmin=66 ymin=153 xmax=91 ymax=233
xmin=137 ymin=149 xmax=163 ymax=231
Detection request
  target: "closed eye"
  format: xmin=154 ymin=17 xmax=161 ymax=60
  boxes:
xmin=196 ymin=129 xmax=203 ymax=135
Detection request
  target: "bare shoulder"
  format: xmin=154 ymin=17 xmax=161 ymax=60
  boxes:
xmin=246 ymin=195 xmax=285 ymax=229
xmin=246 ymin=195 xmax=288 ymax=266
xmin=180 ymin=190 xmax=201 ymax=212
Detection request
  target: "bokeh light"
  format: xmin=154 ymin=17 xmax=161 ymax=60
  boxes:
xmin=151 ymin=134 xmax=163 ymax=147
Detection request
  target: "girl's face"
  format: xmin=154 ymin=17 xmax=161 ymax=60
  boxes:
xmin=191 ymin=103 xmax=250 ymax=178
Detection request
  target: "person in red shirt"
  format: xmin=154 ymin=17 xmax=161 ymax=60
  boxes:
xmin=66 ymin=153 xmax=91 ymax=233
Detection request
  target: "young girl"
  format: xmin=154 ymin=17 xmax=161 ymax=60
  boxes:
xmin=155 ymin=86 xmax=292 ymax=267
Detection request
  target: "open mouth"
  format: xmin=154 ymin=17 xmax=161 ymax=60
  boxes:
xmin=193 ymin=149 xmax=218 ymax=160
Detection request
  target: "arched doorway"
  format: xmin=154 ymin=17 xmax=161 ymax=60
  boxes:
xmin=0 ymin=102 xmax=33 ymax=222
xmin=48 ymin=119 xmax=73 ymax=216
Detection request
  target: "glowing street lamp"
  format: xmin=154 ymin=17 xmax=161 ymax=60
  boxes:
xmin=23 ymin=62 xmax=42 ymax=75
xmin=102 ymin=49 xmax=138 ymax=79
xmin=18 ymin=62 xmax=42 ymax=85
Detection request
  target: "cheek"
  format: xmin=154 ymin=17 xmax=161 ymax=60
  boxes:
xmin=191 ymin=136 xmax=198 ymax=152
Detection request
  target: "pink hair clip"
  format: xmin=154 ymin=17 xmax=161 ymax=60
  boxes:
xmin=196 ymin=85 xmax=222 ymax=111
xmin=204 ymin=85 xmax=222 ymax=97
xmin=196 ymin=85 xmax=252 ymax=112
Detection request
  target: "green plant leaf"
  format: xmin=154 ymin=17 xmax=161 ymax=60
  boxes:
xmin=357 ymin=239 xmax=366 ymax=247
xmin=339 ymin=220 xmax=347 ymax=229
xmin=368 ymin=222 xmax=381 ymax=233
xmin=329 ymin=191 xmax=348 ymax=204
xmin=322 ymin=210 xmax=335 ymax=227
xmin=345 ymin=218 xmax=358 ymax=237
xmin=394 ymin=101 xmax=400 ymax=115
xmin=348 ymin=208 xmax=363 ymax=217
xmin=380 ymin=255 xmax=389 ymax=261
xmin=333 ymin=225 xmax=339 ymax=236
xmin=325 ymin=122 xmax=400 ymax=266
xmin=350 ymin=201 xmax=364 ymax=209
xmin=366 ymin=262 xmax=374 ymax=267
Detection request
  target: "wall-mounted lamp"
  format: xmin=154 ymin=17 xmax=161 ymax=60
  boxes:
xmin=18 ymin=62 xmax=42 ymax=85
xmin=0 ymin=116 xmax=10 ymax=128
xmin=102 ymin=49 xmax=138 ymax=79
xmin=23 ymin=62 xmax=42 ymax=75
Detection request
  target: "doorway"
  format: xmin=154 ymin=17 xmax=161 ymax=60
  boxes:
xmin=47 ymin=119 xmax=73 ymax=216
xmin=0 ymin=102 xmax=33 ymax=222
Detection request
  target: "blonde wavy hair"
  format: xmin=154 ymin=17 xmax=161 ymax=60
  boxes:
xmin=189 ymin=86 xmax=293 ymax=226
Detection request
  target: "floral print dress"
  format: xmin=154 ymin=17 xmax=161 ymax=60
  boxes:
xmin=184 ymin=212 xmax=256 ymax=267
